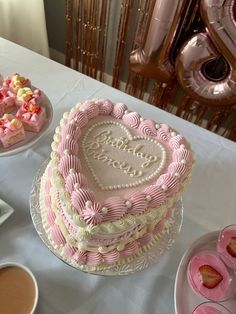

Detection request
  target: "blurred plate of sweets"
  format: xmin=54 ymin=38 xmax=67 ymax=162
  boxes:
xmin=0 ymin=73 xmax=53 ymax=157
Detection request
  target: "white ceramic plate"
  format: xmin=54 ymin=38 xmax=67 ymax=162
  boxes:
xmin=0 ymin=198 xmax=14 ymax=225
xmin=174 ymin=231 xmax=236 ymax=314
xmin=0 ymin=93 xmax=53 ymax=157
xmin=0 ymin=262 xmax=38 ymax=313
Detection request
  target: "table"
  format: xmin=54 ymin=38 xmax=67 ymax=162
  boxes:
xmin=1 ymin=38 xmax=236 ymax=314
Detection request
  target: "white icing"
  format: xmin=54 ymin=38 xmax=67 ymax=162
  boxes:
xmin=82 ymin=121 xmax=166 ymax=191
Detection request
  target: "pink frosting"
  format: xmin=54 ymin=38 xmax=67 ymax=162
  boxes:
xmin=156 ymin=174 xmax=180 ymax=195
xmin=51 ymin=225 xmax=66 ymax=245
xmin=69 ymin=111 xmax=88 ymax=128
xmin=82 ymin=202 xmax=103 ymax=225
xmin=63 ymin=243 xmax=77 ymax=257
xmin=44 ymin=195 xmax=52 ymax=208
xmin=65 ymin=172 xmax=88 ymax=194
xmin=169 ymin=135 xmax=187 ymax=150
xmin=46 ymin=210 xmax=56 ymax=226
xmin=0 ymin=88 xmax=15 ymax=106
xmin=153 ymin=219 xmax=166 ymax=235
xmin=71 ymin=189 xmax=95 ymax=214
xmin=79 ymin=101 xmax=99 ymax=119
xmin=86 ymin=252 xmax=102 ymax=266
xmin=57 ymin=139 xmax=79 ymax=156
xmin=193 ymin=305 xmax=224 ymax=314
xmin=101 ymin=197 xmax=126 ymax=221
xmin=138 ymin=232 xmax=153 ymax=246
xmin=45 ymin=179 xmax=51 ymax=191
xmin=122 ymin=241 xmax=139 ymax=257
xmin=173 ymin=148 xmax=192 ymax=164
xmin=96 ymin=99 xmax=113 ymax=115
xmin=103 ymin=250 xmax=120 ymax=264
xmin=58 ymin=155 xmax=81 ymax=178
xmin=168 ymin=161 xmax=188 ymax=178
xmin=188 ymin=252 xmax=232 ymax=301
xmin=73 ymin=251 xmax=87 ymax=264
xmin=125 ymin=192 xmax=148 ymax=214
xmin=61 ymin=123 xmax=81 ymax=138
xmin=217 ymin=228 xmax=236 ymax=269
xmin=122 ymin=112 xmax=141 ymax=129
xmin=144 ymin=185 xmax=165 ymax=207
xmin=111 ymin=102 xmax=127 ymax=119
xmin=156 ymin=128 xmax=168 ymax=142
xmin=138 ymin=120 xmax=157 ymax=137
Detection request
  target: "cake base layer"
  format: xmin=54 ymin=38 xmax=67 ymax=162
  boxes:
xmin=31 ymin=159 xmax=183 ymax=275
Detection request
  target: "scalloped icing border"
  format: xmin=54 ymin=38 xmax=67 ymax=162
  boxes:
xmin=40 ymin=170 xmax=171 ymax=253
xmin=39 ymin=172 xmax=180 ymax=273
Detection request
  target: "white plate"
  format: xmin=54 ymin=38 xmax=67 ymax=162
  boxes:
xmin=0 ymin=198 xmax=14 ymax=225
xmin=0 ymin=262 xmax=39 ymax=313
xmin=0 ymin=93 xmax=53 ymax=157
xmin=174 ymin=231 xmax=236 ymax=314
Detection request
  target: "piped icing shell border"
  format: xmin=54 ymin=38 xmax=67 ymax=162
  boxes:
xmin=40 ymin=170 xmax=179 ymax=271
xmin=50 ymin=99 xmax=194 ymax=233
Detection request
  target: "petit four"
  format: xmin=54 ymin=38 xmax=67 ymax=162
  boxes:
xmin=16 ymin=103 xmax=46 ymax=132
xmin=0 ymin=88 xmax=16 ymax=114
xmin=0 ymin=114 xmax=25 ymax=148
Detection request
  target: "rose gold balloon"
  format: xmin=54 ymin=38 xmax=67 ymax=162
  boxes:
xmin=200 ymin=0 xmax=236 ymax=67
xmin=176 ymin=0 xmax=236 ymax=106
xmin=129 ymin=0 xmax=191 ymax=82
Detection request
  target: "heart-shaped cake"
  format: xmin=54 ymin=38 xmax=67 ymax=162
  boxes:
xmin=40 ymin=99 xmax=194 ymax=272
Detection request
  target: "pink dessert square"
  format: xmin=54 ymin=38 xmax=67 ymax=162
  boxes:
xmin=0 ymin=88 xmax=16 ymax=115
xmin=16 ymin=103 xmax=46 ymax=132
xmin=3 ymin=72 xmax=31 ymax=93
xmin=0 ymin=114 xmax=25 ymax=148
xmin=16 ymin=87 xmax=43 ymax=107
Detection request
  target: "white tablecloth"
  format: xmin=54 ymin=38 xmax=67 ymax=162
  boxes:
xmin=1 ymin=38 xmax=236 ymax=314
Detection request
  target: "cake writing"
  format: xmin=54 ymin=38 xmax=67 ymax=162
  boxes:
xmin=84 ymin=130 xmax=160 ymax=178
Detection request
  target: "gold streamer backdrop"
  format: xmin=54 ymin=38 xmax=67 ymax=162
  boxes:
xmin=65 ymin=0 xmax=236 ymax=141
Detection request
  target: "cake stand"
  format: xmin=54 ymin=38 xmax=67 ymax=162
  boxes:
xmin=30 ymin=160 xmax=183 ymax=276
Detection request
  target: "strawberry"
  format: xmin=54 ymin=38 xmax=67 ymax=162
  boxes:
xmin=226 ymin=237 xmax=236 ymax=257
xmin=199 ymin=265 xmax=223 ymax=289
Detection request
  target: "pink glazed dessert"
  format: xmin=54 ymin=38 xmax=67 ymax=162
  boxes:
xmin=3 ymin=73 xmax=31 ymax=93
xmin=0 ymin=114 xmax=25 ymax=148
xmin=16 ymin=87 xmax=42 ymax=107
xmin=188 ymin=251 xmax=233 ymax=301
xmin=16 ymin=103 xmax=46 ymax=133
xmin=0 ymin=88 xmax=16 ymax=114
xmin=193 ymin=302 xmax=231 ymax=314
xmin=217 ymin=225 xmax=236 ymax=270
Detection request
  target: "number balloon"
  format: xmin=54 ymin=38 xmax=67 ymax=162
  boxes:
xmin=176 ymin=0 xmax=236 ymax=106
xmin=129 ymin=0 xmax=190 ymax=82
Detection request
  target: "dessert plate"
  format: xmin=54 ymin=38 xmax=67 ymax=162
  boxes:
xmin=30 ymin=159 xmax=184 ymax=276
xmin=0 ymin=94 xmax=53 ymax=157
xmin=174 ymin=231 xmax=236 ymax=314
xmin=0 ymin=198 xmax=14 ymax=225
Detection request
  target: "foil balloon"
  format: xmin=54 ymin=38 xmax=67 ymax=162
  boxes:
xmin=129 ymin=0 xmax=191 ymax=82
xmin=176 ymin=0 xmax=236 ymax=106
